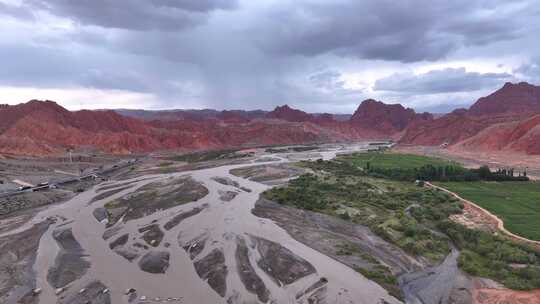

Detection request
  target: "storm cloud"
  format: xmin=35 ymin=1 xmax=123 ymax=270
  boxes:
xmin=374 ymin=68 xmax=513 ymax=94
xmin=250 ymin=1 xmax=526 ymax=62
xmin=515 ymin=58 xmax=540 ymax=84
xmin=18 ymin=0 xmax=238 ymax=30
xmin=0 ymin=0 xmax=539 ymax=112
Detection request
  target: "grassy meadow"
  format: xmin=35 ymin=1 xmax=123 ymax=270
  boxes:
xmin=340 ymin=152 xmax=460 ymax=170
xmin=436 ymin=181 xmax=540 ymax=241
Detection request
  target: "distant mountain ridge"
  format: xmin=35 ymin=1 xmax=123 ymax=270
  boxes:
xmin=350 ymin=99 xmax=433 ymax=134
xmin=0 ymin=99 xmax=419 ymax=156
xmin=1 ymin=82 xmax=540 ymax=156
xmin=400 ymin=82 xmax=540 ymax=154
xmin=468 ymin=82 xmax=540 ymax=116
xmin=115 ymin=108 xmax=268 ymax=122
xmin=115 ymin=107 xmax=352 ymax=122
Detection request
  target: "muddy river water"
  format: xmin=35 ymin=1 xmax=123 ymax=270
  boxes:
xmin=2 ymin=144 xmax=403 ymax=304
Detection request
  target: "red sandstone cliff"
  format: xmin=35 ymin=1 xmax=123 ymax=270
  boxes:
xmin=400 ymin=82 xmax=540 ymax=154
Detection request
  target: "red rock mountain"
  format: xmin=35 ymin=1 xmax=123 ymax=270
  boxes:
xmin=468 ymin=82 xmax=540 ymax=116
xmin=399 ymin=109 xmax=493 ymax=146
xmin=400 ymin=82 xmax=540 ymax=154
xmin=8 ymin=82 xmax=540 ymax=156
xmin=265 ymin=105 xmax=315 ymax=122
xmin=453 ymin=114 xmax=540 ymax=155
xmin=0 ymin=100 xmax=410 ymax=156
xmin=0 ymin=98 xmax=433 ymax=156
xmin=116 ymin=108 xmax=267 ymax=122
xmin=350 ymin=99 xmax=433 ymax=134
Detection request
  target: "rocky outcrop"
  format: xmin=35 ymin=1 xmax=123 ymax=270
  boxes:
xmin=399 ymin=109 xmax=490 ymax=146
xmin=265 ymin=105 xmax=314 ymax=122
xmin=350 ymin=99 xmax=432 ymax=134
xmin=400 ymin=82 xmax=540 ymax=155
xmin=468 ymin=82 xmax=540 ymax=116
xmin=453 ymin=114 xmax=540 ymax=155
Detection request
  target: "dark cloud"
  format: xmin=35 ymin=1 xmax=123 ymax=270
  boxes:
xmin=515 ymin=58 xmax=540 ymax=83
xmin=149 ymin=0 xmax=236 ymax=12
xmin=309 ymin=71 xmax=345 ymax=91
xmin=251 ymin=0 xmax=528 ymax=62
xmin=443 ymin=16 xmax=521 ymax=46
xmin=0 ymin=40 xmax=200 ymax=97
xmin=374 ymin=68 xmax=513 ymax=94
xmin=20 ymin=0 xmax=237 ymax=31
xmin=416 ymin=102 xmax=472 ymax=114
xmin=0 ymin=44 xmax=81 ymax=88
xmin=0 ymin=2 xmax=34 ymax=19
xmin=0 ymin=0 xmax=539 ymax=113
xmin=308 ymin=70 xmax=365 ymax=100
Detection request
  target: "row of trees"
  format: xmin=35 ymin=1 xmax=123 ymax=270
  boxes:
xmin=365 ymin=163 xmax=529 ymax=182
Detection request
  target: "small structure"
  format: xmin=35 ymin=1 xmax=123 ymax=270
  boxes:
xmin=415 ymin=180 xmax=425 ymax=187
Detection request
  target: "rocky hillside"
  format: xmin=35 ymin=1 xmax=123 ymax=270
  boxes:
xmin=400 ymin=82 xmax=540 ymax=154
xmin=5 ymin=82 xmax=539 ymax=156
xmin=453 ymin=114 xmax=540 ymax=155
xmin=468 ymin=82 xmax=540 ymax=116
xmin=350 ymin=99 xmax=433 ymax=134
xmin=0 ymin=99 xmax=426 ymax=156
xmin=265 ymin=105 xmax=315 ymax=122
xmin=117 ymin=108 xmax=267 ymax=122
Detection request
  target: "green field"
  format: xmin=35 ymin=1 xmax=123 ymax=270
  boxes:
xmin=341 ymin=152 xmax=460 ymax=170
xmin=436 ymin=181 xmax=540 ymax=241
xmin=270 ymin=155 xmax=540 ymax=290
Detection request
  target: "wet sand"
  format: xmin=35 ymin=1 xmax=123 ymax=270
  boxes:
xmin=0 ymin=221 xmax=51 ymax=304
xmin=1 ymin=143 xmax=402 ymax=304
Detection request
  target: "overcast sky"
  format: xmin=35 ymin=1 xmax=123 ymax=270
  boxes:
xmin=1 ymin=0 xmax=539 ymax=113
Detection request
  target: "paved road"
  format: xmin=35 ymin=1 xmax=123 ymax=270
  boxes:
xmin=12 ymin=179 xmax=35 ymax=187
xmin=0 ymin=159 xmax=137 ymax=199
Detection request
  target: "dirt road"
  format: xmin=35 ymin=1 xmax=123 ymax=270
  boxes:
xmin=426 ymin=182 xmax=540 ymax=248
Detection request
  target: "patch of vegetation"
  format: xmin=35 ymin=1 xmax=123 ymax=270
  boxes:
xmin=158 ymin=161 xmax=174 ymax=167
xmin=290 ymin=146 xmax=319 ymax=152
xmin=334 ymin=242 xmax=402 ymax=299
xmin=341 ymin=152 xmax=458 ymax=170
xmin=264 ymin=148 xmax=289 ymax=153
xmin=265 ymin=154 xmax=540 ymax=291
xmin=338 ymin=152 xmax=528 ymax=182
xmin=354 ymin=265 xmax=402 ymax=300
xmin=167 ymin=149 xmax=249 ymax=163
xmin=335 ymin=242 xmax=378 ymax=263
xmin=438 ymin=220 xmax=540 ymax=290
xmin=264 ymin=146 xmax=318 ymax=153
xmin=436 ymin=181 xmax=540 ymax=241
xmin=264 ymin=172 xmax=457 ymax=262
